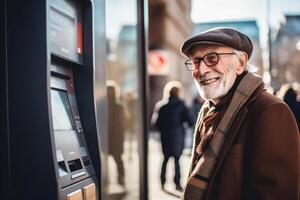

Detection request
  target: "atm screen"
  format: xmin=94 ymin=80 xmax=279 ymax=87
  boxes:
xmin=49 ymin=5 xmax=82 ymax=63
xmin=51 ymin=89 xmax=74 ymax=130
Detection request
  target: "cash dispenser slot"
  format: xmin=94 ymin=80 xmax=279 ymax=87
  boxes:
xmin=68 ymin=159 xmax=83 ymax=172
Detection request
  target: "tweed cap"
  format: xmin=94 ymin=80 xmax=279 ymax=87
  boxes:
xmin=181 ymin=27 xmax=253 ymax=59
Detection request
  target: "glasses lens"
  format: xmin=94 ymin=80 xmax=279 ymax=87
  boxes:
xmin=185 ymin=58 xmax=199 ymax=70
xmin=203 ymin=53 xmax=218 ymax=66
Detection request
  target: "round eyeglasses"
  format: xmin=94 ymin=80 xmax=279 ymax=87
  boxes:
xmin=184 ymin=52 xmax=236 ymax=71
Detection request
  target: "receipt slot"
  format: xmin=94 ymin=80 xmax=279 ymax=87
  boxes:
xmin=3 ymin=0 xmax=105 ymax=199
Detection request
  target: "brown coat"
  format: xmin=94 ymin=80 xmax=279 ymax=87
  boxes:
xmin=206 ymin=89 xmax=300 ymax=199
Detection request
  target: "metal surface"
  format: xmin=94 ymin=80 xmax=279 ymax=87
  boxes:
xmin=137 ymin=0 xmax=149 ymax=199
xmin=0 ymin=0 xmax=10 ymax=199
xmin=93 ymin=0 xmax=107 ymax=199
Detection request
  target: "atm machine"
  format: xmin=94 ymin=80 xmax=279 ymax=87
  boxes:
xmin=3 ymin=0 xmax=105 ymax=199
xmin=48 ymin=0 xmax=99 ymax=199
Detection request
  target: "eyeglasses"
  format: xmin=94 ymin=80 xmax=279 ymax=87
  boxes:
xmin=184 ymin=52 xmax=236 ymax=71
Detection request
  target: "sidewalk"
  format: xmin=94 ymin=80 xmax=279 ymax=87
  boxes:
xmin=107 ymin=132 xmax=192 ymax=200
xmin=148 ymin=133 xmax=192 ymax=200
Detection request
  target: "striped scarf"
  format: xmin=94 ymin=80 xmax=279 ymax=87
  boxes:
xmin=181 ymin=72 xmax=263 ymax=200
xmin=195 ymin=96 xmax=231 ymax=157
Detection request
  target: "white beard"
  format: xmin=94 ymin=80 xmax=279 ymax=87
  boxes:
xmin=195 ymin=67 xmax=237 ymax=101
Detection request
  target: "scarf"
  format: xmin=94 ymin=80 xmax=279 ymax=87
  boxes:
xmin=196 ymin=95 xmax=232 ymax=155
xmin=181 ymin=72 xmax=264 ymax=200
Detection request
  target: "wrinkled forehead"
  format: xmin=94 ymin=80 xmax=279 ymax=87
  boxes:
xmin=190 ymin=44 xmax=235 ymax=57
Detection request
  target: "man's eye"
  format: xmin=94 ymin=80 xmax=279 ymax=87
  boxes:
xmin=205 ymin=55 xmax=218 ymax=63
xmin=191 ymin=59 xmax=200 ymax=65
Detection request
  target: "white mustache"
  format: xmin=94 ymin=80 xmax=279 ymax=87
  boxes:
xmin=197 ymin=72 xmax=222 ymax=81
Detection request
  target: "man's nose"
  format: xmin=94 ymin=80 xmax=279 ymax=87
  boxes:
xmin=198 ymin=61 xmax=212 ymax=75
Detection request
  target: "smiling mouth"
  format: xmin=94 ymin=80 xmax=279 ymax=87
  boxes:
xmin=200 ymin=77 xmax=220 ymax=86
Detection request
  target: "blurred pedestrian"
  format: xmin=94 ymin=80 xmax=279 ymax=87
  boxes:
xmin=283 ymin=87 xmax=297 ymax=114
xmin=153 ymin=81 xmax=194 ymax=191
xmin=124 ymin=91 xmax=138 ymax=160
xmin=182 ymin=96 xmax=205 ymax=151
xmin=294 ymin=100 xmax=300 ymax=131
xmin=283 ymin=87 xmax=300 ymax=131
xmin=107 ymin=80 xmax=126 ymax=187
xmin=191 ymin=96 xmax=204 ymax=123
xmin=180 ymin=27 xmax=299 ymax=199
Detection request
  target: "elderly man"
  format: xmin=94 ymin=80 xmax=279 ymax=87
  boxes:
xmin=180 ymin=27 xmax=300 ymax=200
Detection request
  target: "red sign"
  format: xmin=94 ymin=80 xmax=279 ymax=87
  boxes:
xmin=148 ymin=50 xmax=169 ymax=75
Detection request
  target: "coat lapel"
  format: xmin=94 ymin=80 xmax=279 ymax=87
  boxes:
xmin=206 ymin=107 xmax=248 ymax=199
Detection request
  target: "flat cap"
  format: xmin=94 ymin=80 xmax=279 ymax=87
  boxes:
xmin=181 ymin=27 xmax=253 ymax=59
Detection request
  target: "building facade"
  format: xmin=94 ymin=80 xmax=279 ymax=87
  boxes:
xmin=272 ymin=15 xmax=300 ymax=90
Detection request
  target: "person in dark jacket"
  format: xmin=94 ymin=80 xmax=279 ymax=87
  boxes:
xmin=154 ymin=81 xmax=194 ymax=191
xmin=283 ymin=87 xmax=300 ymax=130
xmin=294 ymin=100 xmax=300 ymax=131
xmin=283 ymin=87 xmax=297 ymax=111
xmin=180 ymin=27 xmax=299 ymax=200
xmin=191 ymin=96 xmax=205 ymax=125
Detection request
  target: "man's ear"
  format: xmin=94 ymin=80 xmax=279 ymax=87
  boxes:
xmin=236 ymin=52 xmax=248 ymax=75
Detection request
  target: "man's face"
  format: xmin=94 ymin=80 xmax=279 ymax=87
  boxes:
xmin=190 ymin=45 xmax=244 ymax=103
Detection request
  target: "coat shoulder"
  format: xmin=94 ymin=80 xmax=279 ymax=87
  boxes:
xmin=249 ymin=90 xmax=290 ymax=116
xmin=246 ymin=89 xmax=299 ymax=138
xmin=236 ymin=90 xmax=298 ymax=143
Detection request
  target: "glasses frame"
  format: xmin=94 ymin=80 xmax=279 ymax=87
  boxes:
xmin=184 ymin=52 xmax=236 ymax=71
